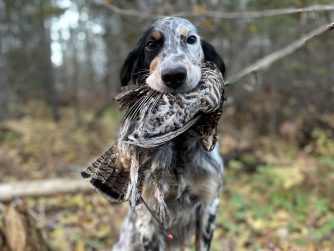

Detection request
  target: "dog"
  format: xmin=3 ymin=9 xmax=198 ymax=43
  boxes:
xmin=113 ymin=17 xmax=225 ymax=251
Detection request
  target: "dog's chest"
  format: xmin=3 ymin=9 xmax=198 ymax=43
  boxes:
xmin=142 ymin=131 xmax=223 ymax=223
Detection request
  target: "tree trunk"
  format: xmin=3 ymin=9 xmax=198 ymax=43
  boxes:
xmin=0 ymin=60 xmax=8 ymax=122
xmin=39 ymin=0 xmax=60 ymax=122
xmin=0 ymin=17 xmax=8 ymax=122
xmin=69 ymin=28 xmax=82 ymax=125
xmin=103 ymin=22 xmax=114 ymax=101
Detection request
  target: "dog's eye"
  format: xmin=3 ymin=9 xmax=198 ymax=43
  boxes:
xmin=145 ymin=41 xmax=158 ymax=50
xmin=187 ymin=35 xmax=197 ymax=44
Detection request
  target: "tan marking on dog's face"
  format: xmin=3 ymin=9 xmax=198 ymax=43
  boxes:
xmin=179 ymin=27 xmax=189 ymax=36
xmin=149 ymin=57 xmax=160 ymax=73
xmin=152 ymin=31 xmax=162 ymax=41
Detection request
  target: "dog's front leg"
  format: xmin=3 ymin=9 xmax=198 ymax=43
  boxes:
xmin=195 ymin=206 xmax=205 ymax=251
xmin=195 ymin=197 xmax=220 ymax=251
xmin=113 ymin=208 xmax=163 ymax=251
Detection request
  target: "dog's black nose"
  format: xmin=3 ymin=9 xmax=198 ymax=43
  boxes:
xmin=161 ymin=67 xmax=187 ymax=89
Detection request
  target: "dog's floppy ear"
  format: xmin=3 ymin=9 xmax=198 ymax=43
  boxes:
xmin=201 ymin=40 xmax=225 ymax=77
xmin=120 ymin=28 xmax=153 ymax=86
xmin=120 ymin=48 xmax=142 ymax=86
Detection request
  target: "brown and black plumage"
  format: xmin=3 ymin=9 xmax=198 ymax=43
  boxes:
xmin=81 ymin=61 xmax=225 ymax=208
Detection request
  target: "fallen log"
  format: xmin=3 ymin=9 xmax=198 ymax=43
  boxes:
xmin=0 ymin=178 xmax=93 ymax=202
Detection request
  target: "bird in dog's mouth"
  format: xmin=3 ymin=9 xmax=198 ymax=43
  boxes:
xmin=81 ymin=61 xmax=225 ymax=235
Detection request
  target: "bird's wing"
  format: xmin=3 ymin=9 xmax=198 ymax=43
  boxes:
xmin=195 ymin=98 xmax=225 ymax=151
xmin=126 ymin=114 xmax=201 ymax=148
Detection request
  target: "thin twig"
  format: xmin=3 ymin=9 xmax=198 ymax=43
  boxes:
xmin=95 ymin=1 xmax=334 ymax=20
xmin=226 ymin=22 xmax=334 ymax=85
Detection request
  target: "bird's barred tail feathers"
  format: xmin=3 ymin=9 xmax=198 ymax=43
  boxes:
xmin=81 ymin=145 xmax=147 ymax=204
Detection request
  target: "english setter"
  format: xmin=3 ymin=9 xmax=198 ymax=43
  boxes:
xmin=114 ymin=17 xmax=225 ymax=251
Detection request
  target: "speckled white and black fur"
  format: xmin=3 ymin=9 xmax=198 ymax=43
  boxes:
xmin=145 ymin=18 xmax=203 ymax=93
xmin=115 ymin=17 xmax=225 ymax=251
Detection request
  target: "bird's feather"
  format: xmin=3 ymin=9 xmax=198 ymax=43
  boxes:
xmin=126 ymin=114 xmax=201 ymax=148
xmin=81 ymin=144 xmax=150 ymax=203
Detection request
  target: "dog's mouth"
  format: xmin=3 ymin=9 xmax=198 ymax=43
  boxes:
xmin=146 ymin=66 xmax=202 ymax=94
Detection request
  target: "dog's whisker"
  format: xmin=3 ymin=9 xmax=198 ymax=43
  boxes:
xmin=135 ymin=73 xmax=150 ymax=85
xmin=132 ymin=69 xmax=150 ymax=76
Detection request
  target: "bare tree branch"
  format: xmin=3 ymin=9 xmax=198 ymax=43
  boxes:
xmin=94 ymin=1 xmax=334 ymax=19
xmin=0 ymin=178 xmax=93 ymax=201
xmin=177 ymin=4 xmax=334 ymax=19
xmin=226 ymin=22 xmax=334 ymax=85
xmin=95 ymin=1 xmax=158 ymax=19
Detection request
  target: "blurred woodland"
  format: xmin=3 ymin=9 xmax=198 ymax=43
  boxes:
xmin=0 ymin=0 xmax=334 ymax=250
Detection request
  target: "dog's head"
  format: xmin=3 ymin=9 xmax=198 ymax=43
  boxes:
xmin=120 ymin=17 xmax=225 ymax=93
